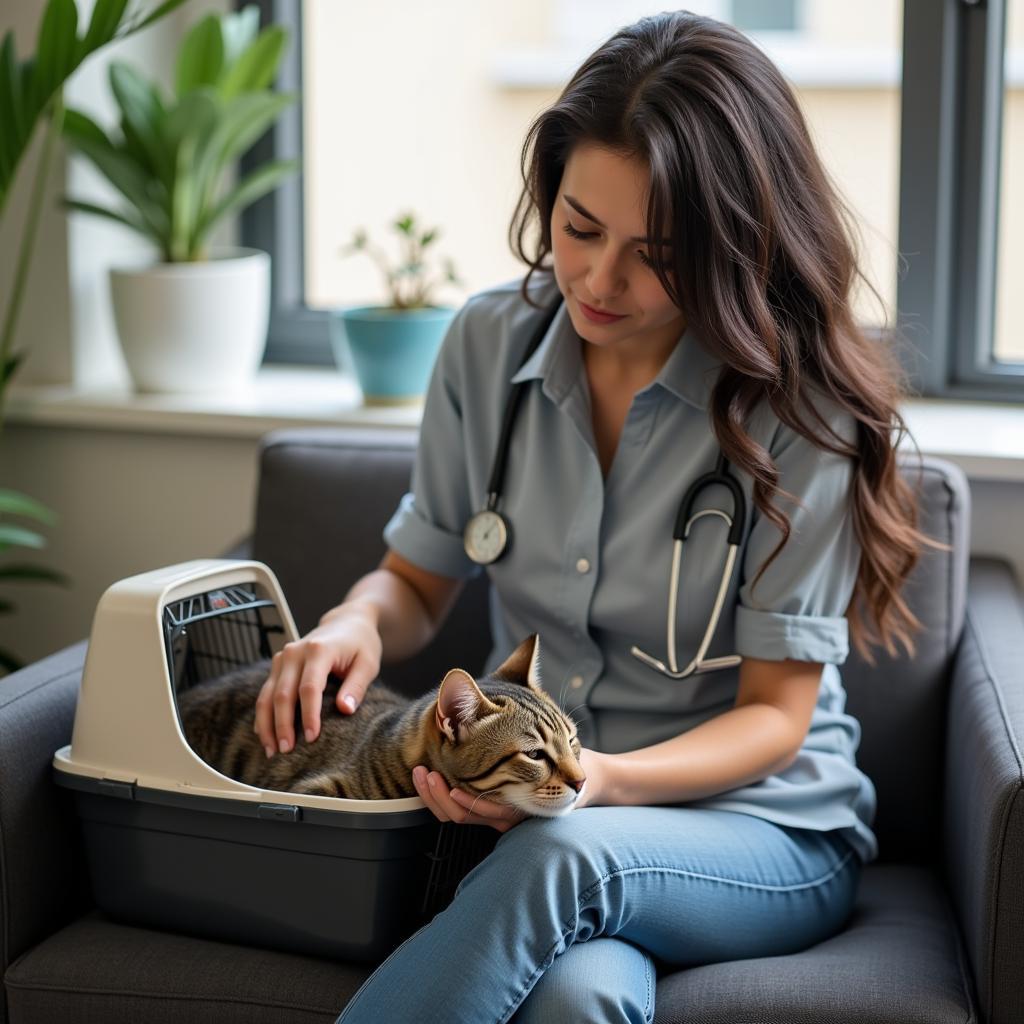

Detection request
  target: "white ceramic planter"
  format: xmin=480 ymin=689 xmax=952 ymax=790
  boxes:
xmin=109 ymin=247 xmax=271 ymax=393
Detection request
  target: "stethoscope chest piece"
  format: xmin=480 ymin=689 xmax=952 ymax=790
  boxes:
xmin=464 ymin=507 xmax=512 ymax=565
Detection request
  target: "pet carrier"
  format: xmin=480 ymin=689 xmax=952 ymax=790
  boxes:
xmin=53 ymin=559 xmax=498 ymax=963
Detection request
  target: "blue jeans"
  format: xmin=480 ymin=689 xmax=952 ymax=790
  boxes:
xmin=334 ymin=806 xmax=861 ymax=1024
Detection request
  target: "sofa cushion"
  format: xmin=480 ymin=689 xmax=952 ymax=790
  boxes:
xmin=6 ymin=864 xmax=976 ymax=1023
xmin=652 ymin=863 xmax=978 ymax=1024
xmin=4 ymin=912 xmax=370 ymax=1023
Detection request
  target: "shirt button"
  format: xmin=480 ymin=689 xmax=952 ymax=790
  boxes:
xmin=576 ymin=558 xmax=591 ymax=574
xmin=569 ymin=675 xmax=584 ymax=689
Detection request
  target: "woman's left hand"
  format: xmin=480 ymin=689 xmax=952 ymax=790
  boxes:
xmin=413 ymin=766 xmax=527 ymax=833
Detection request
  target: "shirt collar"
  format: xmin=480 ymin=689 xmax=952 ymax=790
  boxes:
xmin=510 ymin=297 xmax=722 ymax=411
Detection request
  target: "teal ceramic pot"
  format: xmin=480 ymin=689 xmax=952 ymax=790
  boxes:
xmin=330 ymin=305 xmax=457 ymax=404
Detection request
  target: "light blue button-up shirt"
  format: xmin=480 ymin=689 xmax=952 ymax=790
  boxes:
xmin=384 ymin=272 xmax=878 ymax=864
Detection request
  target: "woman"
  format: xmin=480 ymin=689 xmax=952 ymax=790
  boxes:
xmin=256 ymin=12 xmax=942 ymax=1023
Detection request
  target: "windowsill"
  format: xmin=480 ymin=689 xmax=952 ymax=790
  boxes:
xmin=6 ymin=367 xmax=1024 ymax=482
xmin=5 ymin=366 xmax=423 ymax=440
xmin=895 ymin=398 xmax=1024 ymax=483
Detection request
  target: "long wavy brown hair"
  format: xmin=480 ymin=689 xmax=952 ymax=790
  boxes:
xmin=509 ymin=10 xmax=949 ymax=667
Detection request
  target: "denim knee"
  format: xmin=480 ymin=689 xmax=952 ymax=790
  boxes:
xmin=456 ymin=813 xmax=600 ymax=898
xmin=454 ymin=810 xmax=650 ymax=949
xmin=512 ymin=937 xmax=654 ymax=1024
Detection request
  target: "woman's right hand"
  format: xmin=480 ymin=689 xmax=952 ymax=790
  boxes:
xmin=253 ymin=600 xmax=382 ymax=757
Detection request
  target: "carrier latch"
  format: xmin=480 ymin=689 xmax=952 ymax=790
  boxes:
xmin=98 ymin=778 xmax=137 ymax=800
xmin=258 ymin=802 xmax=302 ymax=822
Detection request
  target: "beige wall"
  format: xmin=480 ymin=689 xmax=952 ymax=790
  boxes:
xmin=302 ymin=1 xmax=553 ymax=313
xmin=0 ymin=425 xmax=261 ymax=665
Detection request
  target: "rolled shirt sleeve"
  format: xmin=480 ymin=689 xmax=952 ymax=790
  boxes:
xmin=734 ymin=393 xmax=862 ymax=664
xmin=382 ymin=302 xmax=482 ymax=580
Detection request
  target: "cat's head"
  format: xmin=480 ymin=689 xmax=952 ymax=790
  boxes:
xmin=431 ymin=634 xmax=586 ymax=818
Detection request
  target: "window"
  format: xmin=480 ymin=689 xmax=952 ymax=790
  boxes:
xmin=898 ymin=0 xmax=1023 ymax=399
xmin=242 ymin=0 xmax=1023 ymax=403
xmin=995 ymin=0 xmax=1023 ymax=364
xmin=732 ymin=0 xmax=798 ymax=33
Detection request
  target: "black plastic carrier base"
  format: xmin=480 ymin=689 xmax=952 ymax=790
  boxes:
xmin=55 ymin=769 xmax=499 ymax=964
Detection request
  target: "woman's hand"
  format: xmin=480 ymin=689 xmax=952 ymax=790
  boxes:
xmin=411 ymin=747 xmax=610 ymax=829
xmin=253 ymin=600 xmax=383 ymax=757
xmin=573 ymin=747 xmax=609 ymax=809
xmin=412 ymin=766 xmax=528 ymax=833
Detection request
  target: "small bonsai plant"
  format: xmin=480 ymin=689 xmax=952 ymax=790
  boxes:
xmin=340 ymin=212 xmax=463 ymax=310
xmin=61 ymin=5 xmax=298 ymax=263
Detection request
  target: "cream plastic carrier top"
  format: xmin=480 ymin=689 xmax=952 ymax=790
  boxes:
xmin=52 ymin=559 xmax=422 ymax=813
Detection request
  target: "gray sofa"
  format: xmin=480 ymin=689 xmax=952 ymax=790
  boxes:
xmin=1 ymin=426 xmax=1022 ymax=1023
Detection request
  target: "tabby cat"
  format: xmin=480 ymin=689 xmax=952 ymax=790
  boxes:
xmin=176 ymin=634 xmax=587 ymax=817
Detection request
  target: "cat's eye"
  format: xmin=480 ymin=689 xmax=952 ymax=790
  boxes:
xmin=524 ymin=749 xmax=545 ymax=760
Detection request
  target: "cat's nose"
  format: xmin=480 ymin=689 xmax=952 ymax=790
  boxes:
xmin=566 ymin=777 xmax=585 ymax=793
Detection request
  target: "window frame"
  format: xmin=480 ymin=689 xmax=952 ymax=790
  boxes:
xmin=240 ymin=0 xmax=331 ymax=365
xmin=243 ymin=0 xmax=1024 ymax=402
xmin=898 ymin=0 xmax=1022 ymax=400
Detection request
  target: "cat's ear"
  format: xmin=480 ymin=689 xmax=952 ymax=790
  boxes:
xmin=435 ymin=669 xmax=501 ymax=745
xmin=490 ymin=634 xmax=543 ymax=693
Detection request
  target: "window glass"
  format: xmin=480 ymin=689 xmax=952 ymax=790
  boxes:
xmin=732 ymin=0 xmax=797 ymax=33
xmin=303 ymin=1 xmax=903 ymax=333
xmin=994 ymin=0 xmax=1024 ymax=364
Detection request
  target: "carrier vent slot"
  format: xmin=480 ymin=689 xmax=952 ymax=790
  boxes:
xmin=421 ymin=824 xmax=500 ymax=916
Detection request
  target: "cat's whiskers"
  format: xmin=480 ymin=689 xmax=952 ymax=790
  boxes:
xmin=564 ymin=703 xmax=591 ymax=725
xmin=557 ymin=679 xmax=570 ymax=710
xmin=464 ymin=786 xmax=506 ymax=817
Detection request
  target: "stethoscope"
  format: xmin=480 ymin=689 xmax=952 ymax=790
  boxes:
xmin=462 ymin=295 xmax=745 ymax=680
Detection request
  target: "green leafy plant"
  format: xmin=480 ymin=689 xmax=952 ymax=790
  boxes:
xmin=0 ymin=491 xmax=65 ymax=673
xmin=61 ymin=5 xmax=299 ymax=263
xmin=0 ymin=0 xmax=188 ymax=674
xmin=340 ymin=212 xmax=463 ymax=310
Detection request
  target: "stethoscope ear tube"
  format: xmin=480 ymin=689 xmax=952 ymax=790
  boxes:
xmin=481 ymin=298 xmax=564 ymax=508
xmin=465 ymin=295 xmax=563 ymax=566
xmin=674 ymin=451 xmax=746 ymax=546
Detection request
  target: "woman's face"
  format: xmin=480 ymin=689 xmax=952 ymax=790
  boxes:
xmin=550 ymin=142 xmax=685 ymax=356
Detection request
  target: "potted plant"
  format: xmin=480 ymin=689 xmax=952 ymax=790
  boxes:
xmin=0 ymin=0 xmax=189 ymax=672
xmin=332 ymin=212 xmax=463 ymax=405
xmin=61 ymin=5 xmax=298 ymax=393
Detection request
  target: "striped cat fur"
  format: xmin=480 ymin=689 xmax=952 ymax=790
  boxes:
xmin=176 ymin=634 xmax=588 ymax=817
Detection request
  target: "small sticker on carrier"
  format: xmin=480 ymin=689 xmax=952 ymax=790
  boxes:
xmin=208 ymin=590 xmax=230 ymax=610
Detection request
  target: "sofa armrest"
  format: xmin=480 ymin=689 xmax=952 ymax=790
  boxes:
xmin=943 ymin=557 xmax=1024 ymax=1024
xmin=0 ymin=641 xmax=91 ymax=1003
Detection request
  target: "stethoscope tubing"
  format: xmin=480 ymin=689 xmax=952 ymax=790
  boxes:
xmin=470 ymin=293 xmax=747 ymax=680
